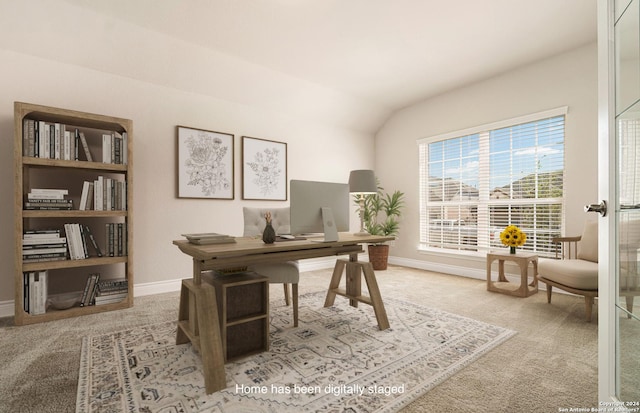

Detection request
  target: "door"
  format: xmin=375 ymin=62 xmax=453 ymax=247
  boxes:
xmin=598 ymin=0 xmax=640 ymax=402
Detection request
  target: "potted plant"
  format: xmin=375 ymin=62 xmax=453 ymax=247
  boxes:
xmin=354 ymin=184 xmax=405 ymax=270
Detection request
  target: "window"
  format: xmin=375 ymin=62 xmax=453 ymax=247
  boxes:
xmin=418 ymin=108 xmax=566 ymax=258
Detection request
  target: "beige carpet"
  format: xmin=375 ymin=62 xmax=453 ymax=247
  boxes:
xmin=0 ymin=265 xmax=598 ymax=412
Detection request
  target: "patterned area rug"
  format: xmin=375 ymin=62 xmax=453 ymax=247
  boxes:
xmin=76 ymin=291 xmax=515 ymax=412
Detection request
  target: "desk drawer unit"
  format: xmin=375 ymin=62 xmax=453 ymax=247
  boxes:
xmin=210 ymin=271 xmax=269 ymax=361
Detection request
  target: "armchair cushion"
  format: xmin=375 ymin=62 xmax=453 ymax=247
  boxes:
xmin=577 ymin=220 xmax=598 ymax=263
xmin=538 ymin=259 xmax=598 ymax=290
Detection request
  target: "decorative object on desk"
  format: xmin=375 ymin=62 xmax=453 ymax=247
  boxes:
xmin=500 ymin=225 xmax=527 ymax=254
xmin=182 ymin=233 xmax=236 ymax=245
xmin=262 ymin=212 xmax=276 ymax=244
xmin=177 ymin=126 xmax=234 ymax=199
xmin=76 ymin=291 xmax=515 ymax=413
xmin=348 ymin=169 xmax=378 ymax=236
xmin=242 ymin=136 xmax=287 ymax=201
xmin=353 ymin=178 xmax=405 ymax=270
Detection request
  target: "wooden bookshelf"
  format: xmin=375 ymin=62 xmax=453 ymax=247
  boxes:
xmin=13 ymin=102 xmax=133 ymax=325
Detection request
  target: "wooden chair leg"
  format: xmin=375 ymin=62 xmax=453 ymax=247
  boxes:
xmin=283 ymin=283 xmax=290 ymax=306
xmin=292 ymin=283 xmax=298 ymax=327
xmin=585 ymin=296 xmax=594 ymax=322
xmin=546 ymin=285 xmax=552 ymax=303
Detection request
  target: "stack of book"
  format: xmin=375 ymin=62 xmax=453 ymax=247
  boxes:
xmin=23 ymin=271 xmax=48 ymax=314
xmin=22 ymin=229 xmax=67 ymax=262
xmin=81 ymin=176 xmax=126 ymax=211
xmin=25 ymin=188 xmax=72 ymax=210
xmin=94 ymin=278 xmax=128 ymax=305
xmin=182 ymin=233 xmax=236 ymax=245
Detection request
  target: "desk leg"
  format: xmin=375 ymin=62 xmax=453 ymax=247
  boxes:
xmin=360 ymin=262 xmax=390 ymax=330
xmin=175 ymin=259 xmax=227 ymax=395
xmin=324 ymin=259 xmax=346 ymax=307
xmin=196 ymin=282 xmax=227 ymax=394
xmin=325 ymin=258 xmax=390 ymax=331
xmin=176 ymin=283 xmax=190 ymax=345
xmin=346 ymin=254 xmax=361 ymax=308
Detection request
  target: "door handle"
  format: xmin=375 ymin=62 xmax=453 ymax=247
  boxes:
xmin=584 ymin=200 xmax=607 ymax=217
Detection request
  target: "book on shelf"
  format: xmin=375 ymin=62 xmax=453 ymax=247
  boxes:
xmin=21 ymin=120 xmax=77 ymax=161
xmin=25 ymin=200 xmax=73 ymax=210
xmin=105 ymin=223 xmax=127 ymax=257
xmin=29 ymin=188 xmax=69 ymax=197
xmin=23 ymin=229 xmax=61 ymax=238
xmin=22 ymin=236 xmax=67 ymax=246
xmin=94 ymin=293 xmax=127 ymax=305
xmin=23 ymin=119 xmax=126 ymax=164
xmin=22 ymin=231 xmax=68 ymax=262
xmin=92 ymin=176 xmax=126 ymax=211
xmin=102 ymin=132 xmax=128 ymax=164
xmin=84 ymin=225 xmax=103 ymax=257
xmin=64 ymin=223 xmax=85 ymax=260
xmin=79 ymin=181 xmax=94 ymax=210
xmin=80 ymin=273 xmax=100 ymax=307
xmin=182 ymin=233 xmax=236 ymax=245
xmin=78 ymin=131 xmax=92 ymax=162
xmin=23 ymin=271 xmax=48 ymax=315
xmin=64 ymin=223 xmax=103 ymax=259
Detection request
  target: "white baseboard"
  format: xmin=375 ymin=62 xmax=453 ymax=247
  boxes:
xmin=388 ymin=256 xmax=487 ymax=280
xmin=0 ymin=254 xmax=549 ymax=320
xmin=0 ymin=300 xmax=14 ymax=319
xmin=134 ymin=278 xmax=183 ymax=297
xmin=132 ymin=257 xmax=339 ymax=297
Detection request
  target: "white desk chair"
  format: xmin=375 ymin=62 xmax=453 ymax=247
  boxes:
xmin=243 ymin=207 xmax=299 ymax=327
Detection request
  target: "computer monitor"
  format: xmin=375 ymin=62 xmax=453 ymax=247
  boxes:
xmin=290 ymin=179 xmax=350 ymax=242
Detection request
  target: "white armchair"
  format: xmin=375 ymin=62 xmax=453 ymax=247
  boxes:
xmin=537 ymin=221 xmax=599 ymax=322
xmin=243 ymin=207 xmax=299 ymax=327
xmin=538 ymin=220 xmax=640 ymax=322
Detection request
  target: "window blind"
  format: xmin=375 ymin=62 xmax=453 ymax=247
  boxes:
xmin=419 ymin=112 xmax=565 ymax=257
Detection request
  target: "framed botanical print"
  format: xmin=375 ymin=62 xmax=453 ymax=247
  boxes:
xmin=177 ymin=126 xmax=234 ymax=199
xmin=242 ymin=136 xmax=287 ymax=200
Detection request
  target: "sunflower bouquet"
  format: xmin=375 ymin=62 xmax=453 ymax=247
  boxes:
xmin=500 ymin=225 xmax=526 ymax=253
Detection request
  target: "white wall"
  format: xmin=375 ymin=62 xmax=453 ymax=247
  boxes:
xmin=376 ymin=43 xmax=598 ymax=276
xmin=0 ymin=42 xmax=374 ymax=304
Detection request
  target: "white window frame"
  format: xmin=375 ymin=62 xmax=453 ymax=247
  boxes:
xmin=417 ymin=106 xmax=568 ymax=257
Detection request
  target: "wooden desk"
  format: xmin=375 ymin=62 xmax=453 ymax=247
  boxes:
xmin=173 ymin=233 xmax=393 ymax=394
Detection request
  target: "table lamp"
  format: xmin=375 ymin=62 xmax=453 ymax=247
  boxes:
xmin=349 ymin=169 xmax=377 ymax=236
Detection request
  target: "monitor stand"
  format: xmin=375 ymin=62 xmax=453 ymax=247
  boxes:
xmin=311 ymin=207 xmax=338 ymax=243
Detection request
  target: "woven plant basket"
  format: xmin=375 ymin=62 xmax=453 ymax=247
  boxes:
xmin=368 ymin=244 xmax=389 ymax=270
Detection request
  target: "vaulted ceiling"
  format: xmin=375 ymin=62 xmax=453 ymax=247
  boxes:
xmin=64 ymin=0 xmax=597 ymax=112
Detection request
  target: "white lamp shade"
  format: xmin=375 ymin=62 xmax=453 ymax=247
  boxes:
xmin=349 ymin=170 xmax=377 ymax=194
